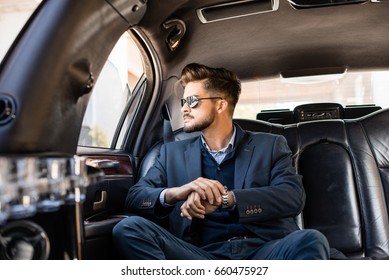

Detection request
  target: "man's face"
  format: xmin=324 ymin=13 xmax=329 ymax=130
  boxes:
xmin=181 ymin=81 xmax=217 ymax=133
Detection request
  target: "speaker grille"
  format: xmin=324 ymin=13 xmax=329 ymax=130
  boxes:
xmin=0 ymin=94 xmax=17 ymax=125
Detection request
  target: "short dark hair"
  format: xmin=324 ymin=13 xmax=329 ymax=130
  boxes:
xmin=180 ymin=63 xmax=241 ymax=111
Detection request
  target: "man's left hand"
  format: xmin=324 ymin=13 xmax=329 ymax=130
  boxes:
xmin=180 ymin=191 xmax=221 ymax=220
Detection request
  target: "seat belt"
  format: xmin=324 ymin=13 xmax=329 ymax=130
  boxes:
xmin=162 ymin=104 xmax=175 ymax=143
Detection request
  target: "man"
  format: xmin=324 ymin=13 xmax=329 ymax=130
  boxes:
xmin=113 ymin=63 xmax=330 ymax=260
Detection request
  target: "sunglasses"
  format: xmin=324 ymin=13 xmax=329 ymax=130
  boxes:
xmin=180 ymin=95 xmax=223 ymax=109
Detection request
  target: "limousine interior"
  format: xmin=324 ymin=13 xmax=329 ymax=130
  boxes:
xmin=1 ymin=0 xmax=389 ymax=260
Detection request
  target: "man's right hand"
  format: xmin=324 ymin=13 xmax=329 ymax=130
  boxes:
xmin=164 ymin=177 xmax=225 ymax=205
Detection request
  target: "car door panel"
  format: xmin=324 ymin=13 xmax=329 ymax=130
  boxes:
xmin=81 ymin=154 xmax=135 ymax=259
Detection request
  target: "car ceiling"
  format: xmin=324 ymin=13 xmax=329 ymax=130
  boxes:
xmin=137 ymin=0 xmax=389 ymax=81
xmin=1 ymin=0 xmax=389 ymax=155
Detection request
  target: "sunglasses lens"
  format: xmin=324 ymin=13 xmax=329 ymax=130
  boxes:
xmin=188 ymin=96 xmax=199 ymax=108
xmin=181 ymin=96 xmax=199 ymax=108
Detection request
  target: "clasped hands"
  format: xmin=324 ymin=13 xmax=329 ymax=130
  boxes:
xmin=164 ymin=177 xmax=227 ymax=220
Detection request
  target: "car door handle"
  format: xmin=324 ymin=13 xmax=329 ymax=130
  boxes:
xmin=93 ymin=190 xmax=107 ymax=211
xmin=87 ymin=159 xmax=120 ymax=169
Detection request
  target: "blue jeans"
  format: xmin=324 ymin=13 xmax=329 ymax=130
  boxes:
xmin=112 ymin=216 xmax=330 ymax=260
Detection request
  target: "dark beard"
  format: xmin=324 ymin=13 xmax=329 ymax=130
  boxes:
xmin=183 ymin=111 xmax=215 ymax=133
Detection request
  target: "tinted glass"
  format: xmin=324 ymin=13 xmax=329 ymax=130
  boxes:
xmin=0 ymin=0 xmax=40 ymax=62
xmin=234 ymin=70 xmax=389 ymax=119
xmin=78 ymin=32 xmax=144 ymax=148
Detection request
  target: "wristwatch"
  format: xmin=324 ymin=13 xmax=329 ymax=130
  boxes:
xmin=221 ymin=186 xmax=229 ymax=209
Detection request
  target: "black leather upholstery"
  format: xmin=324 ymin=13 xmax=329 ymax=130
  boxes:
xmin=137 ymin=109 xmax=389 ymax=259
xmin=235 ymin=109 xmax=389 ymax=259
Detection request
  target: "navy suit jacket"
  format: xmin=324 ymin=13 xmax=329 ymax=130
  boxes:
xmin=125 ymin=124 xmax=305 ymax=243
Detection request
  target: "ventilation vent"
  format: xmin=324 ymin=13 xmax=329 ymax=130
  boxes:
xmin=197 ymin=0 xmax=279 ymax=23
xmin=288 ymin=0 xmax=366 ymax=9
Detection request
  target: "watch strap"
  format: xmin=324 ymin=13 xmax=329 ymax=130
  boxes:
xmin=221 ymin=186 xmax=229 ymax=209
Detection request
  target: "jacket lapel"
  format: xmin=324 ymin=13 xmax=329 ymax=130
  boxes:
xmin=180 ymin=138 xmax=202 ymax=238
xmin=184 ymin=137 xmax=202 ymax=181
xmin=234 ymin=126 xmax=254 ymax=190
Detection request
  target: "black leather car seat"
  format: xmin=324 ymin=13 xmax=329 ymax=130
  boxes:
xmin=136 ymin=109 xmax=389 ymax=259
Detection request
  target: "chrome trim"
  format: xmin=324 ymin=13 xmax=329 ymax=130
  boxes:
xmin=93 ymin=190 xmax=107 ymax=211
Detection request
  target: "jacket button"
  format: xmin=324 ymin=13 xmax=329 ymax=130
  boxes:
xmin=245 ymin=210 xmax=250 ymax=215
xmin=257 ymin=208 xmax=263 ymax=214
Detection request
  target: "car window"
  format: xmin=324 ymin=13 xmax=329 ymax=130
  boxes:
xmin=234 ymin=70 xmax=389 ymax=119
xmin=78 ymin=32 xmax=144 ymax=148
xmin=0 ymin=0 xmax=40 ymax=62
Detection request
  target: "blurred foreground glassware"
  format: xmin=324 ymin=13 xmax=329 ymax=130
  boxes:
xmin=36 ymin=157 xmax=70 ymax=212
xmin=0 ymin=158 xmax=15 ymax=225
xmin=8 ymin=157 xmax=39 ymax=219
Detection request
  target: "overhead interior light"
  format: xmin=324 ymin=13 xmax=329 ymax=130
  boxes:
xmin=288 ymin=0 xmax=366 ymax=9
xmin=280 ymin=67 xmax=348 ymax=84
xmin=197 ymin=0 xmax=279 ymax=24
